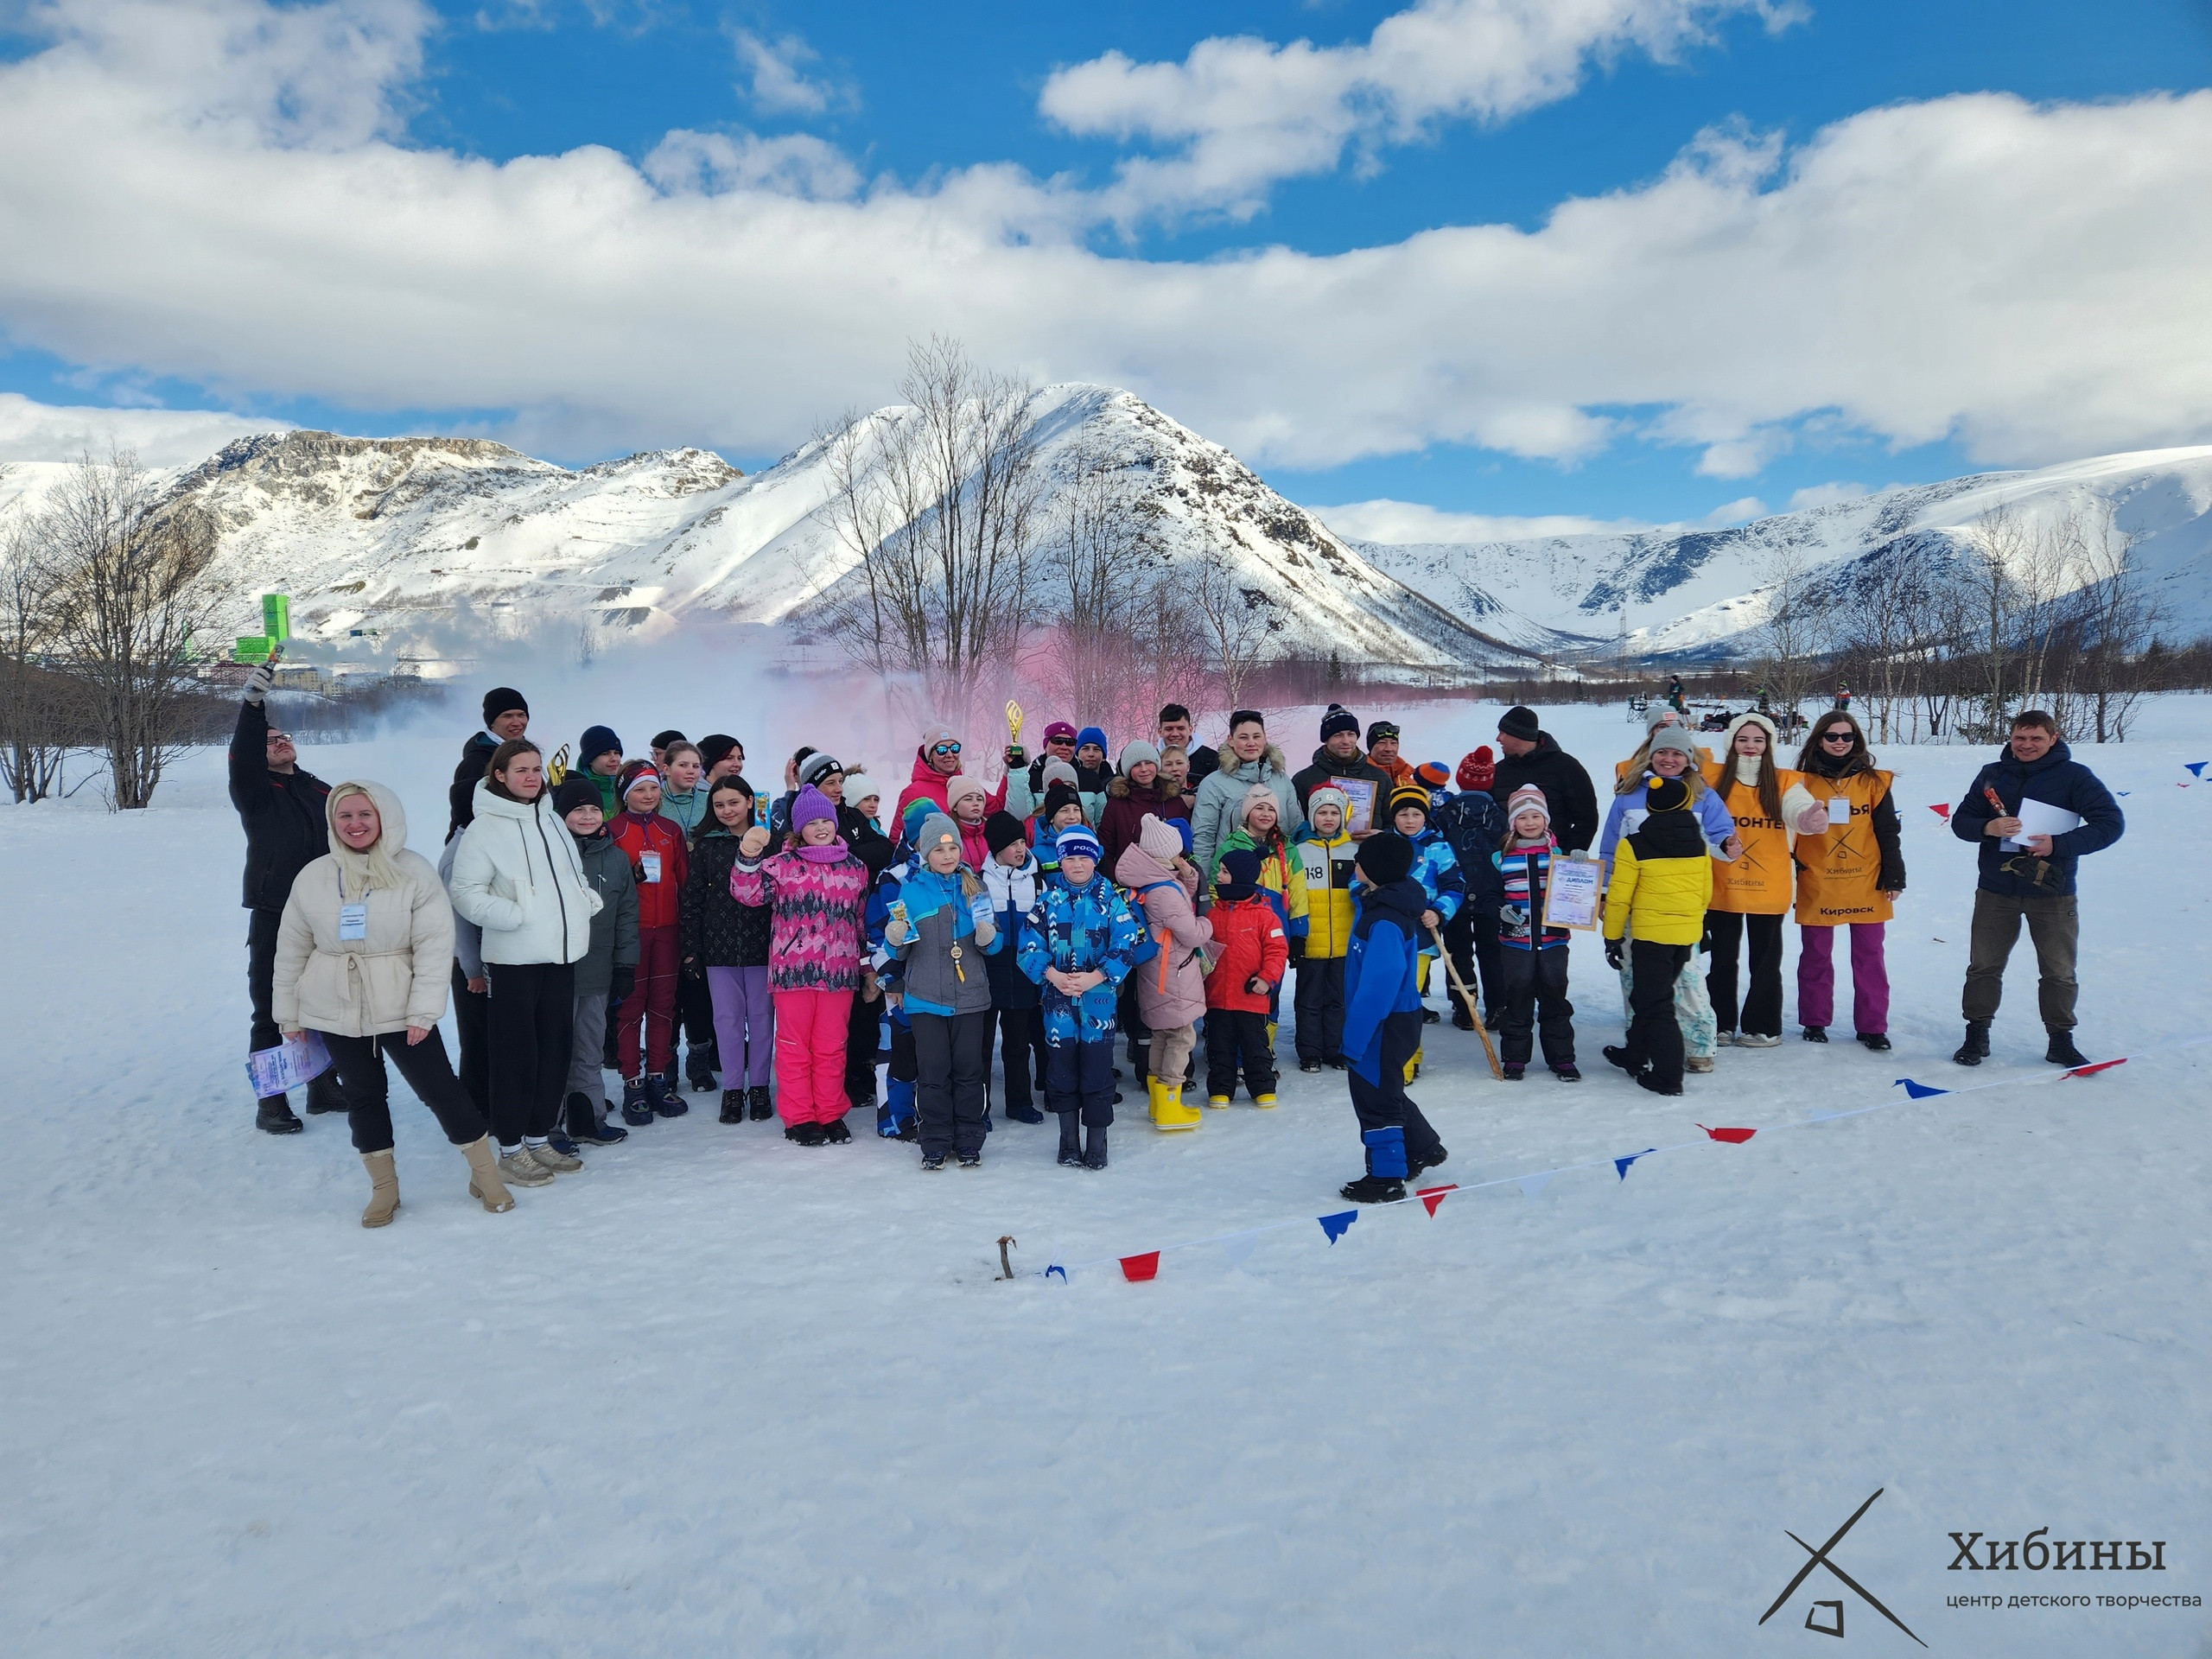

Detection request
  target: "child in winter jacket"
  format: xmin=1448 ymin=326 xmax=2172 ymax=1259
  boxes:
xmin=1491 ymin=785 xmax=1579 ymax=1081
xmin=578 ymin=724 xmax=624 ymax=817
xmin=1431 ymin=756 xmax=1508 ymax=1028
xmin=607 ymin=760 xmax=690 ymax=1122
xmin=1115 ymin=813 xmax=1212 ymax=1132
xmin=944 ymin=774 xmax=995 ymax=870
xmin=728 ymin=785 xmax=872 ymax=1144
xmin=682 ymin=776 xmax=778 ymax=1125
xmin=1293 ymin=787 xmax=1358 ymax=1071
xmin=1098 ymin=741 xmax=1191 ymax=880
xmin=980 ymin=811 xmax=1048 ymax=1124
xmin=1338 ymin=832 xmax=1448 ymax=1205
xmin=553 ymin=777 xmax=639 ymax=1145
xmin=1204 ymin=849 xmax=1289 ymax=1107
xmin=1601 ymin=777 xmax=1715 ymax=1096
xmin=864 ymin=814 xmax=926 ymax=1141
xmin=884 ymin=813 xmax=1002 ymax=1167
xmin=1016 ymin=825 xmax=1144 ymax=1170
xmin=1387 ymin=783 xmax=1467 ymax=1079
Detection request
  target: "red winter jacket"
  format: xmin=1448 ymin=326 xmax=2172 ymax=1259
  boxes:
xmin=892 ymin=749 xmax=1007 ymax=838
xmin=1205 ymin=894 xmax=1287 ymax=1014
xmin=609 ymin=810 xmax=689 ymax=930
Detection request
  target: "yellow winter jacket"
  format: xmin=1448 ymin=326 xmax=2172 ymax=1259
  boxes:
xmin=1294 ymin=827 xmax=1358 ymax=957
xmin=1603 ymin=829 xmax=1713 ymax=947
xmin=1213 ymin=827 xmax=1309 ymax=943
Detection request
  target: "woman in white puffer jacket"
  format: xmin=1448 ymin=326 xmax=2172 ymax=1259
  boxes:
xmin=448 ymin=739 xmax=602 ymax=1190
xmin=274 ymin=780 xmax=514 ymax=1226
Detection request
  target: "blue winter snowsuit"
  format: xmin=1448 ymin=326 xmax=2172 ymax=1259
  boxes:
xmin=1016 ymin=872 xmax=1144 ymax=1127
xmin=1341 ymin=878 xmax=1446 ymax=1179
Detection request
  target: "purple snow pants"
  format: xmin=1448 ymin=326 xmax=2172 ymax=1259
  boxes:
xmin=705 ymin=966 xmax=775 ymax=1088
xmin=1796 ymin=922 xmax=1889 ymax=1035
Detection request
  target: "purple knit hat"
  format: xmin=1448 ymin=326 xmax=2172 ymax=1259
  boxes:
xmin=789 ymin=785 xmax=837 ymax=834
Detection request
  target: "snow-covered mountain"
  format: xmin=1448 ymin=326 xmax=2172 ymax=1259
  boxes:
xmin=0 ymin=386 xmax=1536 ymax=674
xmin=1345 ymin=448 xmax=2212 ymax=661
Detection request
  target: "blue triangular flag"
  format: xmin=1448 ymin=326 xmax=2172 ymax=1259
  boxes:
xmin=1614 ymin=1147 xmax=1657 ymax=1181
xmin=2117 ymin=791 xmax=2131 ymax=798
xmin=2186 ymin=762 xmax=2207 ymax=778
xmin=1318 ymin=1211 xmax=1357 ymax=1245
xmin=1894 ymin=1077 xmax=1950 ymax=1100
xmin=1045 ymin=1264 xmax=1067 ymax=1282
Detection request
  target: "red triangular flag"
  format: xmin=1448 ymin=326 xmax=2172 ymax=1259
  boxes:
xmin=1698 ymin=1124 xmax=1757 ymax=1144
xmin=1118 ymin=1251 xmax=1160 ymax=1282
xmin=2063 ymin=1058 xmax=2126 ymax=1078
xmin=1928 ymin=803 xmax=1951 ymax=821
xmin=1416 ymin=1183 xmax=1458 ymax=1216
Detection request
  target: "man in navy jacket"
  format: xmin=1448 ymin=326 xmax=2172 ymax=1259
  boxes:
xmin=1948 ymin=710 xmax=2124 ymax=1067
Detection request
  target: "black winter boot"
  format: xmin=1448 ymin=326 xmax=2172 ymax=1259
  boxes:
xmin=305 ymin=1071 xmax=346 ymax=1114
xmin=1057 ymin=1113 xmax=1084 ymax=1167
xmin=1953 ymin=1020 xmax=1992 ymax=1066
xmin=256 ymin=1094 xmax=303 ymax=1135
xmin=820 ymin=1116 xmax=853 ymax=1145
xmin=686 ymin=1047 xmax=717 ymax=1092
xmin=1083 ymin=1124 xmax=1109 ymax=1171
xmin=747 ymin=1084 xmax=772 ymax=1121
xmin=1801 ymin=1026 xmax=1828 ymax=1043
xmin=1407 ymin=1144 xmax=1448 ymax=1179
xmin=1856 ymin=1032 xmax=1892 ymax=1052
xmin=2044 ymin=1028 xmax=2088 ymax=1067
xmin=1339 ymin=1173 xmax=1405 ymax=1204
xmin=719 ymin=1089 xmax=744 ymax=1125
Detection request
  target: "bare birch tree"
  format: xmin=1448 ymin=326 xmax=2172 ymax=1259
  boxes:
xmin=1189 ymin=542 xmax=1280 ymax=709
xmin=0 ymin=487 xmax=79 ymax=801
xmin=2065 ymin=501 xmax=2162 ymax=741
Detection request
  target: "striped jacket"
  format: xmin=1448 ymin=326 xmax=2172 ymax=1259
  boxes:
xmin=1492 ymin=836 xmax=1569 ymax=950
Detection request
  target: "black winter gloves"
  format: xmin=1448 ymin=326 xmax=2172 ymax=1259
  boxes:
xmin=1604 ymin=938 xmax=1624 ymax=970
xmin=608 ymin=965 xmax=636 ymax=1003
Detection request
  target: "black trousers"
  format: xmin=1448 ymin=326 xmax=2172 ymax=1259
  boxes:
xmin=1627 ymin=940 xmax=1692 ymax=1090
xmin=449 ymin=962 xmax=490 ymax=1116
xmin=1116 ymin=978 xmax=1152 ymax=1079
xmin=1046 ymin=1039 xmax=1116 ymax=1127
xmin=1205 ymin=1008 xmax=1277 ymax=1101
xmin=679 ymin=967 xmax=718 ymax=1071
xmin=844 ymin=983 xmax=880 ymax=1103
xmin=1443 ymin=906 xmax=1504 ymax=1014
xmin=986 ymin=1003 xmax=1048 ymax=1111
xmin=319 ymin=1028 xmax=487 ymax=1154
xmin=1294 ymin=956 xmax=1345 ymax=1063
xmin=487 ymin=961 xmax=575 ymax=1143
xmin=1348 ymin=1010 xmax=1443 ymax=1174
xmin=1706 ymin=910 xmax=1784 ymax=1037
xmin=247 ymin=907 xmax=284 ymax=1060
xmin=912 ymin=1010 xmax=990 ymax=1158
xmin=1497 ymin=945 xmax=1576 ymax=1067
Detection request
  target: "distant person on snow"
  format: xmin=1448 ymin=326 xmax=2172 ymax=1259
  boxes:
xmin=272 ymin=780 xmax=514 ymax=1225
xmin=230 ymin=660 xmax=338 ymax=1134
xmin=1948 ymin=710 xmax=2124 ymax=1069
xmin=448 ymin=687 xmax=529 ymax=841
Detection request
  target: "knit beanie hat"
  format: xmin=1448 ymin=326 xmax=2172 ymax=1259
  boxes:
xmin=1055 ymin=825 xmax=1103 ymax=864
xmin=697 ymin=734 xmax=739 ymax=772
xmin=1356 ymin=831 xmax=1416 ymax=887
xmin=918 ymin=724 xmax=960 ymax=756
xmin=1076 ymin=725 xmax=1109 ymax=753
xmin=1366 ymin=718 xmax=1401 ymax=747
xmin=1118 ymin=739 xmax=1160 ymax=773
xmin=1389 ymin=782 xmax=1431 ymax=823
xmin=552 ymin=776 xmax=601 ymax=819
xmin=790 ymin=785 xmax=837 ymax=833
xmin=1239 ymin=782 xmax=1281 ymax=829
xmin=797 ymin=750 xmax=843 ymax=789
xmin=618 ymin=760 xmax=662 ymax=804
xmin=1645 ymin=776 xmax=1691 ymax=812
xmin=946 ymin=774 xmax=988 ymax=811
xmin=1137 ymin=812 xmax=1183 ymax=861
xmin=1039 ymin=758 xmax=1079 ymax=790
xmin=900 ymin=799 xmax=935 ymax=847
xmin=1306 ymin=785 xmax=1349 ymax=824
xmin=1042 ymin=781 xmax=1083 ymax=823
xmin=1498 ymin=705 xmax=1541 ymax=743
xmin=1505 ymin=784 xmax=1549 ymax=827
xmin=1457 ymin=746 xmax=1496 ymax=791
xmin=1648 ymin=727 xmax=1697 ymax=759
xmin=580 ymin=724 xmax=622 ymax=766
xmin=984 ymin=810 xmax=1029 ymax=855
xmin=1646 ymin=704 xmax=1684 ymax=732
xmin=1215 ymin=848 xmax=1262 ymax=901
xmin=913 ymin=812 xmax=960 ymax=857
xmin=482 ymin=687 xmax=528 ymax=727
xmin=651 ymin=728 xmax=686 ymax=753
xmin=1042 ymin=720 xmax=1077 ymax=744
xmin=1319 ymin=703 xmax=1360 ymax=741
xmin=840 ymin=772 xmax=880 ymax=808
xmin=1414 ymin=760 xmax=1452 ymax=792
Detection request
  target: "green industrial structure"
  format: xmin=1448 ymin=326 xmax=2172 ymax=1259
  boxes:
xmin=233 ymin=594 xmax=291 ymax=664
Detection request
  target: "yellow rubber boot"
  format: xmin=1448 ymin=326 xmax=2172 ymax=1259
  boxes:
xmin=1153 ymin=1079 xmax=1203 ymax=1132
xmin=1253 ymin=1092 xmax=1278 ymax=1109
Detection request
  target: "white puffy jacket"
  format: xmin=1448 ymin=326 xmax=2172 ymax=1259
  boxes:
xmin=272 ymin=782 xmax=454 ymax=1037
xmin=447 ymin=780 xmax=601 ymax=966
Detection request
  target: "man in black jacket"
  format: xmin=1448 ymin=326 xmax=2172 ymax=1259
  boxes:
xmin=228 ymin=665 xmax=335 ymax=1134
xmin=447 ymin=686 xmax=531 ymax=840
xmin=1292 ymin=703 xmax=1391 ymax=827
xmin=1156 ymin=703 xmax=1218 ymax=787
xmin=1486 ymin=706 xmax=1599 ymax=856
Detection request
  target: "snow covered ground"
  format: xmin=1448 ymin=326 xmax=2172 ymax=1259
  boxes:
xmin=3 ymin=695 xmax=2208 ymax=1656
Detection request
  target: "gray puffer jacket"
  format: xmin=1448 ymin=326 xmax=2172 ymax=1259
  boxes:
xmin=570 ymin=827 xmax=640 ymax=997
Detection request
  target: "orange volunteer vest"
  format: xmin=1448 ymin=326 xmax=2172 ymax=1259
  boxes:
xmin=1701 ymin=760 xmax=1802 ymax=915
xmin=1792 ymin=769 xmax=1894 ymax=925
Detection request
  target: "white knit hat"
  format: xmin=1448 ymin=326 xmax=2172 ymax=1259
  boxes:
xmin=1137 ymin=812 xmax=1183 ymax=861
xmin=1505 ymin=784 xmax=1549 ymax=825
xmin=841 ymin=772 xmax=881 ymax=808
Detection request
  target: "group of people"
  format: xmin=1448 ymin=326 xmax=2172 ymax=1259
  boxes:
xmin=230 ymin=671 xmax=2124 ymax=1225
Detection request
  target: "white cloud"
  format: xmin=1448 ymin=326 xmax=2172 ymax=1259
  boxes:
xmin=2 ymin=1 xmax=2211 ymax=480
xmin=1039 ymin=0 xmax=1802 ymax=224
xmin=0 ymin=391 xmax=283 ymax=466
xmin=730 ymin=27 xmax=844 ymax=118
xmin=1698 ymin=495 xmax=1766 ymax=526
xmin=1311 ymin=499 xmax=1651 ymax=543
xmin=1786 ymin=480 xmax=1868 ymax=510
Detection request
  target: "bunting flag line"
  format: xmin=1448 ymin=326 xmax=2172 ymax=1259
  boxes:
xmin=1927 ymin=803 xmax=1952 ymax=821
xmin=1017 ymin=1033 xmax=2212 ymax=1287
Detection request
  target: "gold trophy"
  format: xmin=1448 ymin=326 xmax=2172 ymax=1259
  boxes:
xmin=547 ymin=742 xmax=571 ymax=785
xmin=1005 ymin=700 xmax=1024 ymax=747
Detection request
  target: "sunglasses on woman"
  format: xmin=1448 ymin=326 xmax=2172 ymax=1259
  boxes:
xmin=1820 ymin=729 xmax=1854 ymax=743
xmin=931 ymin=741 xmax=962 ymax=757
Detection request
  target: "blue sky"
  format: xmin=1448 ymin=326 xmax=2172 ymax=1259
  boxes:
xmin=3 ymin=0 xmax=2209 ymax=532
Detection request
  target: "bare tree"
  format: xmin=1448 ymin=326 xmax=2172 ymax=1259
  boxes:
xmin=815 ymin=337 xmax=1046 ymax=722
xmin=37 ymin=449 xmax=224 ymax=808
xmin=0 ymin=486 xmax=79 ymax=801
xmin=1188 ymin=542 xmax=1280 ymax=709
xmin=1755 ymin=543 xmax=1824 ymax=727
xmin=2065 ymin=502 xmax=2163 ymax=741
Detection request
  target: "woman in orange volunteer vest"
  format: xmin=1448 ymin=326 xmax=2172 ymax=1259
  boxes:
xmin=1791 ymin=711 xmax=1905 ymax=1050
xmin=1700 ymin=713 xmax=1822 ymax=1046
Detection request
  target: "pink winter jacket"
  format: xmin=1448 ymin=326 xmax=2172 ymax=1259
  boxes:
xmin=728 ymin=841 xmax=871 ymax=992
xmin=1115 ymin=843 xmax=1213 ymax=1030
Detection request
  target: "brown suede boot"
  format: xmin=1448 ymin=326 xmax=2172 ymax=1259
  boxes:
xmin=359 ymin=1150 xmax=400 ymax=1228
xmin=461 ymin=1136 xmax=515 ymax=1213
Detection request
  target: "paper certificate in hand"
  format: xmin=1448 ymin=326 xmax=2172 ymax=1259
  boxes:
xmin=1541 ymin=855 xmax=1604 ymax=931
xmin=2003 ymin=797 xmax=2083 ymax=850
xmin=1337 ymin=778 xmax=1378 ymax=835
